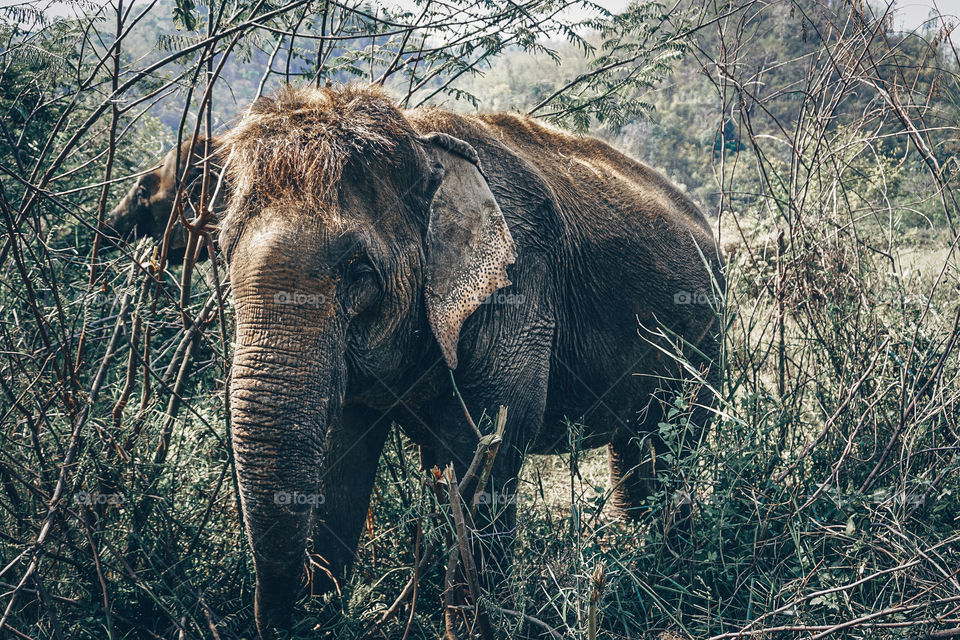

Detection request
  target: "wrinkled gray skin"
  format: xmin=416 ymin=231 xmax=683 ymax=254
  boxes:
xmin=224 ymin=91 xmax=724 ymax=637
xmin=105 ymin=136 xmax=222 ymax=262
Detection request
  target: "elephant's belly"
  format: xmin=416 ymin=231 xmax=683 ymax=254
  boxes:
xmin=531 ymin=412 xmax=619 ymax=454
xmin=533 ymin=360 xmax=660 ymax=455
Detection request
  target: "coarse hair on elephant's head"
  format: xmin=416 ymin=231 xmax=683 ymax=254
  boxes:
xmin=218 ymin=84 xmax=515 ymax=637
xmin=105 ymin=135 xmax=223 ymax=263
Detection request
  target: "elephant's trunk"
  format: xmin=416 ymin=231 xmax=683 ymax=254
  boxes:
xmin=230 ymin=297 xmax=344 ymax=637
xmin=103 ymin=190 xmax=139 ymax=244
xmin=103 ymin=175 xmax=160 ymax=250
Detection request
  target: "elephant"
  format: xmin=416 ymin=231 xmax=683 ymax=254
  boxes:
xmin=105 ymin=135 xmax=223 ymax=263
xmin=218 ymin=83 xmax=724 ymax=636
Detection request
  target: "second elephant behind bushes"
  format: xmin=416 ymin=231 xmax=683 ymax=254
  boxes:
xmin=105 ymin=136 xmax=223 ymax=262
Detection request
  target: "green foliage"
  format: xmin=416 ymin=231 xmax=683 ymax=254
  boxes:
xmin=522 ymin=0 xmax=690 ymax=132
xmin=173 ymin=0 xmax=197 ymax=31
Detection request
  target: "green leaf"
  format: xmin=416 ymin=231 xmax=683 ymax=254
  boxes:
xmin=173 ymin=0 xmax=197 ymax=31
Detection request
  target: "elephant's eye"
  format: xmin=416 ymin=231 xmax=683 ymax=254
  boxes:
xmin=346 ymin=259 xmax=380 ymax=312
xmin=349 ymin=260 xmax=375 ymax=279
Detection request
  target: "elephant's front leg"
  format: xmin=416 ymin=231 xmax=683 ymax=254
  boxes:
xmin=310 ymin=406 xmax=390 ymax=594
xmin=425 ymin=329 xmax=554 ymax=591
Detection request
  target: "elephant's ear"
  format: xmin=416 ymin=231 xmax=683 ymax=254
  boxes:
xmin=421 ymin=134 xmax=517 ymax=369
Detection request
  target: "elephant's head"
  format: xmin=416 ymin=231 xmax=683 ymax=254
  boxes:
xmin=105 ymin=136 xmax=223 ymax=262
xmin=219 ymin=85 xmax=515 ymax=636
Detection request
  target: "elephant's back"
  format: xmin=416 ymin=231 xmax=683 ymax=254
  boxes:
xmin=460 ymin=111 xmax=720 ymax=305
xmin=474 ymin=113 xmax=712 ymax=240
xmin=408 ymin=107 xmax=716 ymax=256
